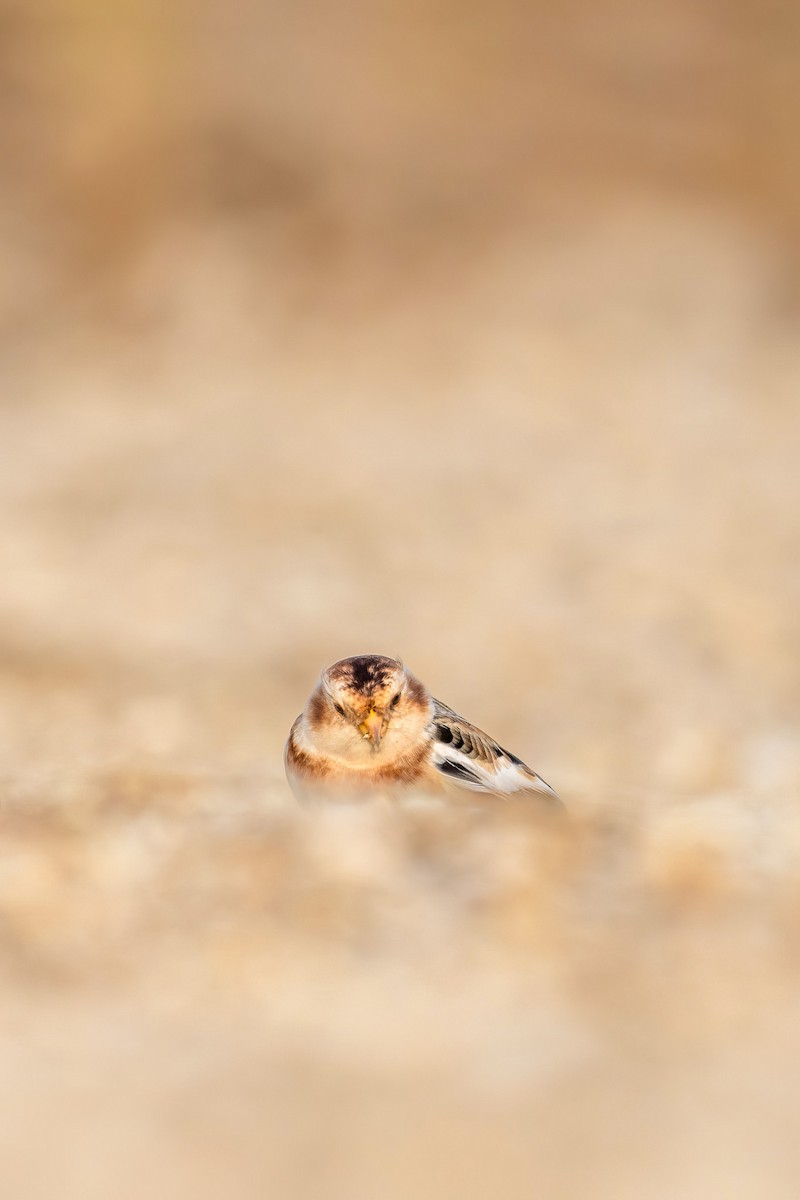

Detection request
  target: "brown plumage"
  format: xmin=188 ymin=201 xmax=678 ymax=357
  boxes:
xmin=285 ymin=655 xmax=562 ymax=808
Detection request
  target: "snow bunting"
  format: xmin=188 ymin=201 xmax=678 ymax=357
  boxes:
xmin=285 ymin=654 xmax=561 ymax=808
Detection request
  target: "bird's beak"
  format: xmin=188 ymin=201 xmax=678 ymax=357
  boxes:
xmin=358 ymin=709 xmax=383 ymax=748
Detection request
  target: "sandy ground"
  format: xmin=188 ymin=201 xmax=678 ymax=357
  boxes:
xmin=1 ymin=1 xmax=800 ymax=1196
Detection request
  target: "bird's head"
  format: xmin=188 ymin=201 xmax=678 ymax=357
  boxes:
xmin=308 ymin=654 xmax=431 ymax=761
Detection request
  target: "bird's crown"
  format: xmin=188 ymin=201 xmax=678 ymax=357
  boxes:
xmin=322 ymin=654 xmax=403 ymax=697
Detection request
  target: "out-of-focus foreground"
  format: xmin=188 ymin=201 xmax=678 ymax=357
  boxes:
xmin=1 ymin=1 xmax=799 ymax=1196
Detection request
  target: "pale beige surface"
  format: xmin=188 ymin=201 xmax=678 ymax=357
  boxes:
xmin=1 ymin=2 xmax=799 ymax=1196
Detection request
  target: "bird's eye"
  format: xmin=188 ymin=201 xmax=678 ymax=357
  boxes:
xmin=390 ymin=692 xmax=402 ymax=708
xmin=333 ymin=702 xmax=345 ymax=717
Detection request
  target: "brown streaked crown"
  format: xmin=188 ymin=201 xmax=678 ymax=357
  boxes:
xmin=324 ymin=655 xmax=402 ymax=697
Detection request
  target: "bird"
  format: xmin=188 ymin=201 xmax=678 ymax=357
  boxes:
xmin=285 ymin=654 xmax=561 ymax=809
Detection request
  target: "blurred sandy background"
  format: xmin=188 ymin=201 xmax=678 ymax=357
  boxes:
xmin=1 ymin=1 xmax=800 ymax=1196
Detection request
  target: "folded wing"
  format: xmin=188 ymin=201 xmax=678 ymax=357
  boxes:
xmin=430 ymin=700 xmax=562 ymax=806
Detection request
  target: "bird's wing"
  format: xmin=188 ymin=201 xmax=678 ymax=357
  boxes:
xmin=429 ymin=699 xmax=562 ymax=805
